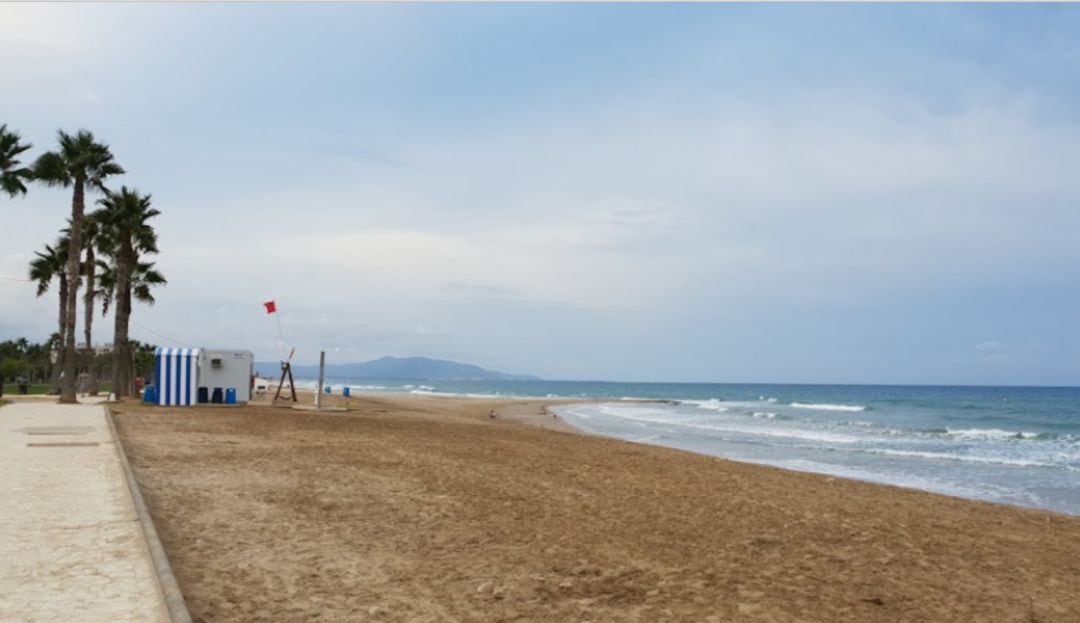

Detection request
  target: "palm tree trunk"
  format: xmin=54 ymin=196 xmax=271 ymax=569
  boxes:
xmin=50 ymin=275 xmax=68 ymax=394
xmin=60 ymin=179 xmax=84 ymax=403
xmin=83 ymin=245 xmax=98 ymax=396
xmin=112 ymin=244 xmax=133 ymax=398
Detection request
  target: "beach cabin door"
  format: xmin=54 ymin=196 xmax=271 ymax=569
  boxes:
xmin=154 ymin=347 xmax=201 ymax=406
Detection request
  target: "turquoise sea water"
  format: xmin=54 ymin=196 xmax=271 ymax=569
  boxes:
xmin=303 ymin=379 xmax=1080 ymax=515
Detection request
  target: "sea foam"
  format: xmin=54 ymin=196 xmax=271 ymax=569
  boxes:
xmin=945 ymin=428 xmax=1041 ymax=441
xmin=790 ymin=402 xmax=866 ymax=412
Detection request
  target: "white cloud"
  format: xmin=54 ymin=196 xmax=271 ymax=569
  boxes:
xmin=4 ymin=5 xmax=1080 ymax=382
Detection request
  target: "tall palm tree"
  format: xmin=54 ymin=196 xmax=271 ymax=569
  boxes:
xmin=96 ymin=259 xmax=166 ymax=396
xmin=0 ymin=124 xmax=32 ymax=200
xmin=60 ymin=214 xmax=105 ymax=394
xmin=28 ymin=238 xmax=70 ymax=394
xmin=33 ymin=130 xmax=124 ymax=403
xmin=94 ymin=187 xmax=161 ymax=398
xmin=97 ymin=262 xmax=168 ymax=398
xmin=79 ymin=215 xmax=103 ymax=394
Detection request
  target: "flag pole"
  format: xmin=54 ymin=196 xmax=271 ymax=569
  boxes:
xmin=265 ymin=299 xmax=287 ymax=361
xmin=274 ymin=309 xmax=287 ymax=361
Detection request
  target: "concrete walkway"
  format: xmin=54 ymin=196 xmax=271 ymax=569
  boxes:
xmin=0 ymin=399 xmax=170 ymax=622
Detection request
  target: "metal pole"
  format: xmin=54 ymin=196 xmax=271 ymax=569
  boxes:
xmin=274 ymin=310 xmax=288 ymax=361
xmin=317 ymin=351 xmax=325 ymax=410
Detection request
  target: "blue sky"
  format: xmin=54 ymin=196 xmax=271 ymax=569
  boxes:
xmin=2 ymin=3 xmax=1079 ymax=385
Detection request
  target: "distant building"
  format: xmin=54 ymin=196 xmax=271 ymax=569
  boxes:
xmin=49 ymin=344 xmax=115 ymax=363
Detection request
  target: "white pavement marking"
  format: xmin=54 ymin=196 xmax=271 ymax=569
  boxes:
xmin=0 ymin=401 xmax=170 ymax=623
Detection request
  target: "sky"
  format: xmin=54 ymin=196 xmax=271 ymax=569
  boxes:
xmin=2 ymin=3 xmax=1079 ymax=385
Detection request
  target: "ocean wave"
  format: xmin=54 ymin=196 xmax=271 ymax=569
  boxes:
xmin=945 ymin=428 xmax=1042 ymax=441
xmin=681 ymin=398 xmax=782 ymax=411
xmin=790 ymin=402 xmax=866 ymax=412
xmin=758 ymin=459 xmax=1030 ymax=503
xmin=591 ymin=406 xmax=864 ymax=444
xmin=857 ymin=447 xmax=1062 ymax=469
xmin=752 ymin=412 xmax=788 ymax=420
xmin=408 ymin=389 xmax=482 ymax=398
xmin=562 ymin=407 xmax=595 ymax=420
xmin=681 ymin=399 xmax=730 ymax=412
xmin=407 ymin=389 xmax=535 ymax=400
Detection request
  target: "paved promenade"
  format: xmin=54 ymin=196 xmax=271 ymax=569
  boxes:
xmin=0 ymin=399 xmax=169 ymax=622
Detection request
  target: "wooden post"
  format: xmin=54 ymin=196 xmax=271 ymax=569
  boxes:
xmin=317 ymin=351 xmax=325 ymax=410
xmin=273 ymin=361 xmax=298 ymax=403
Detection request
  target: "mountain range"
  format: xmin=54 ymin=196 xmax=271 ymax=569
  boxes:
xmin=253 ymin=356 xmax=540 ymax=382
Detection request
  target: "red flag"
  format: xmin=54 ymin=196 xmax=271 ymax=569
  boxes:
xmin=263 ymin=300 xmax=277 ymax=314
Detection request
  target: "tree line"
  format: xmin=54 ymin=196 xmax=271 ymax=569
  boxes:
xmin=1 ymin=123 xmax=165 ymax=402
xmin=0 ymin=337 xmax=157 ymax=398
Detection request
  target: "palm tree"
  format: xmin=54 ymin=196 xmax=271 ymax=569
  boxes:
xmin=97 ymin=259 xmax=167 ymax=316
xmin=0 ymin=124 xmax=33 ymax=200
xmin=28 ymin=238 xmax=70 ymax=394
xmin=97 ymin=261 xmax=167 ymax=398
xmin=97 ymin=260 xmax=166 ymax=396
xmin=71 ymin=215 xmax=105 ymax=394
xmin=94 ymin=187 xmax=162 ymax=398
xmin=32 ymin=130 xmax=124 ymax=403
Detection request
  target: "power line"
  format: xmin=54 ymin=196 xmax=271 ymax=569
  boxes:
xmin=3 ymin=272 xmax=192 ymax=347
xmin=130 ymin=319 xmax=193 ymax=348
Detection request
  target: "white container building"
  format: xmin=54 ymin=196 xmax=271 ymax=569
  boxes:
xmin=154 ymin=347 xmax=254 ymax=405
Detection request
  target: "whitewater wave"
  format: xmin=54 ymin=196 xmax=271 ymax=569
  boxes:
xmin=945 ymin=428 xmax=1042 ymax=441
xmin=408 ymin=389 xmax=509 ymax=399
xmin=588 ymin=405 xmax=864 ymax=444
xmin=681 ymin=399 xmax=730 ymax=412
xmin=681 ymin=399 xmax=780 ymax=411
xmin=790 ymin=402 xmax=866 ymax=412
xmin=759 ymin=459 xmax=1032 ymax=504
xmin=856 ymin=447 xmax=1065 ymax=470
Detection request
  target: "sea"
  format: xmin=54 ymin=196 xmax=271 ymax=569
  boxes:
xmin=299 ymin=379 xmax=1080 ymax=516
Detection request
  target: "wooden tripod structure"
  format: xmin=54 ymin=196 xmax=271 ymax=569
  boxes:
xmin=273 ymin=347 xmax=298 ymax=403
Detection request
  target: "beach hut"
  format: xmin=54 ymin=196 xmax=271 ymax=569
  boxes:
xmin=153 ymin=347 xmax=200 ymax=406
xmin=152 ymin=347 xmax=254 ymax=405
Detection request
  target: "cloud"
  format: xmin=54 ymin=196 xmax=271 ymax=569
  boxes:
xmin=3 ymin=4 xmax=1080 ymax=383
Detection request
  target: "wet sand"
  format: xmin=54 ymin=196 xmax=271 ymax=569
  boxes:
xmin=111 ymin=393 xmax=1080 ymax=622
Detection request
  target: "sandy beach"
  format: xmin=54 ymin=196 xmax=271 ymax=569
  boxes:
xmin=110 ymin=392 xmax=1080 ymax=622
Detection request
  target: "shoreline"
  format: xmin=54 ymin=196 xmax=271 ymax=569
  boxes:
xmin=282 ymin=388 xmax=1077 ymax=517
xmin=258 ymin=385 xmax=594 ymax=435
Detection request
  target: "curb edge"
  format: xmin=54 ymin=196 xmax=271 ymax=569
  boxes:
xmin=105 ymin=407 xmax=194 ymax=623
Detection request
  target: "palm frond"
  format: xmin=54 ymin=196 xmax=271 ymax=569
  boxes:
xmin=95 ymin=260 xmax=116 ymax=316
xmin=0 ymin=124 xmax=33 ymax=160
xmin=0 ymin=124 xmax=33 ymax=197
xmin=31 ymin=151 xmax=71 ymax=188
xmin=35 ymin=129 xmax=124 ymax=191
xmin=27 ymin=239 xmax=69 ymax=297
xmin=95 ymin=186 xmax=161 ymax=257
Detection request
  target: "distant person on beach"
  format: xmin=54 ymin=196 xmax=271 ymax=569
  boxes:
xmin=489 ymin=409 xmax=496 ymax=420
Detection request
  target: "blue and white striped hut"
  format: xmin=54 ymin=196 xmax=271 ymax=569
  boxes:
xmin=154 ymin=347 xmax=201 ymax=406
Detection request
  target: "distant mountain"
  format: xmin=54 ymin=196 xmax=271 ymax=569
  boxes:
xmin=254 ymin=356 xmax=540 ymax=382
